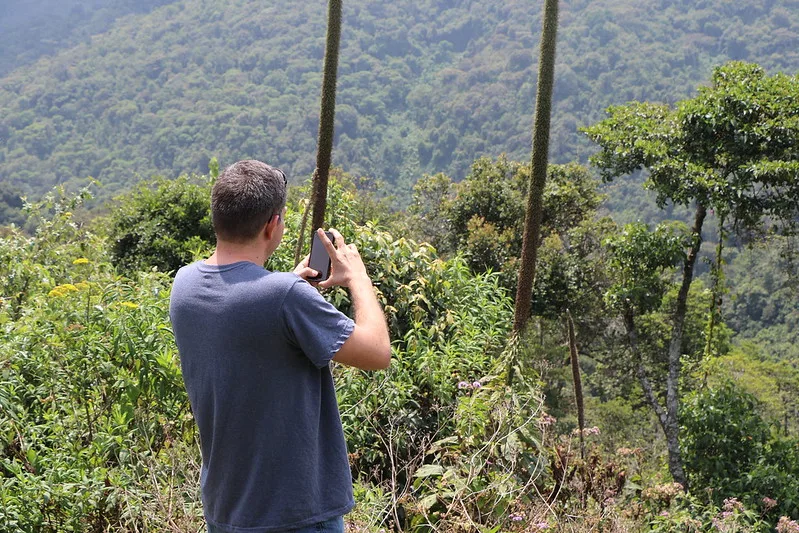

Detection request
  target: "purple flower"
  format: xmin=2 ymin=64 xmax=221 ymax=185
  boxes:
xmin=457 ymin=381 xmax=470 ymax=389
xmin=472 ymin=381 xmax=482 ymax=389
xmin=510 ymin=514 xmax=523 ymax=521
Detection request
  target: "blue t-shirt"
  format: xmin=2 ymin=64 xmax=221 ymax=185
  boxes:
xmin=169 ymin=261 xmax=356 ymax=532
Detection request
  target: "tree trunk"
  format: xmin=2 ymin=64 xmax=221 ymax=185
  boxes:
xmin=623 ymin=308 xmax=669 ymax=432
xmin=664 ymin=202 xmax=707 ymax=490
xmin=310 ymin=0 xmax=343 ymax=233
xmin=508 ymin=0 xmax=559 ymax=385
xmin=704 ymin=214 xmax=725 ymax=357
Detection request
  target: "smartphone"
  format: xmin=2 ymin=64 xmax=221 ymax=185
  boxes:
xmin=308 ymin=231 xmax=334 ymax=282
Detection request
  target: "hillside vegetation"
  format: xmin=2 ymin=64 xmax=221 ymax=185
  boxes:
xmin=2 ymin=0 xmax=799 ymax=214
xmin=0 ymin=0 xmax=174 ymax=77
xmin=2 ymin=164 xmax=798 ymax=531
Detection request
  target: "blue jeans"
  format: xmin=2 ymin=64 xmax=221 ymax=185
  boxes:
xmin=207 ymin=516 xmax=344 ymax=533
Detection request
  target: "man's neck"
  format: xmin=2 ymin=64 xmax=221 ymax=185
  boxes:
xmin=205 ymin=242 xmax=267 ymax=267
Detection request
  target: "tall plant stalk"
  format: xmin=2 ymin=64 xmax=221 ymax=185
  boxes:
xmin=310 ymin=0 xmax=343 ymax=234
xmin=508 ymin=0 xmax=559 ymax=385
xmin=566 ymin=311 xmax=585 ymax=460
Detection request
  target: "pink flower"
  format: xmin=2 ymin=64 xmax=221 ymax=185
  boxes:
xmin=762 ymin=497 xmax=777 ymax=510
xmin=723 ymin=497 xmax=743 ymax=511
xmin=777 ymin=517 xmax=799 ymax=533
xmin=539 ymin=414 xmax=557 ymax=426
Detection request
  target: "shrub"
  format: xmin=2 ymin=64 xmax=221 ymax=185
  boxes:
xmin=681 ymin=382 xmax=799 ymax=528
xmin=106 ymin=175 xmax=214 ymax=275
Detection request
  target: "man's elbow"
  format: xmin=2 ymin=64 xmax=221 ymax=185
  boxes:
xmin=375 ymin=344 xmax=391 ymax=370
xmin=363 ymin=341 xmax=391 ymax=371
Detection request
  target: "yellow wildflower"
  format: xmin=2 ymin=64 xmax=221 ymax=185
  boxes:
xmin=72 ymin=258 xmax=90 ymax=265
xmin=48 ymin=284 xmax=79 ymax=297
xmin=120 ymin=302 xmax=139 ymax=309
xmin=74 ymin=282 xmax=91 ymax=290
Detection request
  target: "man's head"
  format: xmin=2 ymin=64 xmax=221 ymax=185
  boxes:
xmin=211 ymin=160 xmax=287 ymax=243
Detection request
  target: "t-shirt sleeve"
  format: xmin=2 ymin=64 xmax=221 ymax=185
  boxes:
xmin=282 ymin=278 xmax=355 ymax=368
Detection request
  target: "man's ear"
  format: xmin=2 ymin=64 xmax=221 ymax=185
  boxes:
xmin=263 ymin=213 xmax=280 ymax=240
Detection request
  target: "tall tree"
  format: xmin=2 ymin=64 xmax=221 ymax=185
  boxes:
xmin=508 ymin=0 xmax=559 ymax=385
xmin=310 ymin=0 xmax=343 ymax=233
xmin=584 ymin=61 xmax=799 ymax=488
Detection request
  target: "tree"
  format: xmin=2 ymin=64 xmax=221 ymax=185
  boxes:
xmin=408 ymin=158 xmax=604 ymax=297
xmin=584 ymin=61 xmax=799 ymax=488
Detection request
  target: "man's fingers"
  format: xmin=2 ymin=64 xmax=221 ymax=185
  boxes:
xmin=296 ymin=266 xmax=319 ymax=279
xmin=318 ymin=228 xmax=338 ymax=255
xmin=329 ymin=228 xmax=345 ymax=250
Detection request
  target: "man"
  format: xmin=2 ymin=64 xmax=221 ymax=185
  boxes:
xmin=169 ymin=160 xmax=391 ymax=533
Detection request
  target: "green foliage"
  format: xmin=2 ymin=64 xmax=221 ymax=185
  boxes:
xmin=0 ymin=186 xmax=101 ymax=320
xmin=604 ymin=221 xmax=688 ymax=314
xmin=724 ymin=235 xmax=799 ymax=361
xmin=0 ymin=0 xmax=176 ymax=76
xmin=697 ymin=346 xmax=799 ymax=435
xmin=2 ymin=163 xmax=796 ymax=531
xmin=0 ymin=191 xmax=200 ymax=531
xmin=2 ymin=185 xmax=557 ymax=532
xmin=4 ymin=1 xmax=799 ymax=214
xmin=585 ymin=61 xmax=799 ymax=233
xmin=406 ymin=378 xmax=544 ymax=532
xmin=681 ymin=383 xmax=799 ymax=523
xmin=681 ymin=383 xmax=771 ymax=495
xmin=332 ymin=233 xmax=517 ymax=481
xmin=105 ymin=174 xmax=215 ymax=275
xmin=409 ymin=156 xmax=606 ymax=299
xmin=641 ymin=488 xmax=772 ymax=533
xmin=406 ymin=172 xmax=455 ymax=253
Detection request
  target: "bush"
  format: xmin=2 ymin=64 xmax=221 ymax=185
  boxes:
xmin=681 ymin=382 xmax=799 ymax=528
xmin=106 ymin=175 xmax=214 ymax=275
xmin=0 ymin=192 xmax=200 ymax=531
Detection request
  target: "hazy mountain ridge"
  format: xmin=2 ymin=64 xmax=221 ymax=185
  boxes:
xmin=1 ymin=0 xmax=798 ymax=212
xmin=0 ymin=0 xmax=177 ymax=77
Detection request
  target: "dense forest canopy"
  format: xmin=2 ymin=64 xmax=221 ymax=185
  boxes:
xmin=1 ymin=0 xmax=799 ymax=213
xmin=0 ymin=0 xmax=175 ymax=77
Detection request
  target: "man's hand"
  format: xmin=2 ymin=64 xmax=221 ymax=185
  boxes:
xmin=315 ymin=228 xmax=370 ymax=290
xmin=295 ymin=229 xmax=390 ymax=370
xmin=293 ymin=253 xmax=319 ymax=282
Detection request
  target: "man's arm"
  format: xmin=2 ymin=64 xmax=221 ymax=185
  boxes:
xmin=296 ymin=228 xmax=391 ymax=370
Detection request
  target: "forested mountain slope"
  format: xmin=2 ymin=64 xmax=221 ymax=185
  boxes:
xmin=0 ymin=0 xmax=175 ymax=77
xmin=1 ymin=0 xmax=799 ymax=212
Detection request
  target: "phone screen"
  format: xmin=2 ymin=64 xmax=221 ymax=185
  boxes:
xmin=308 ymin=231 xmax=334 ymax=281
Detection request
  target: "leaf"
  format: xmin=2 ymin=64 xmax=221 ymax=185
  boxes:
xmin=414 ymin=464 xmax=445 ymax=478
xmin=419 ymin=493 xmax=438 ymax=510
